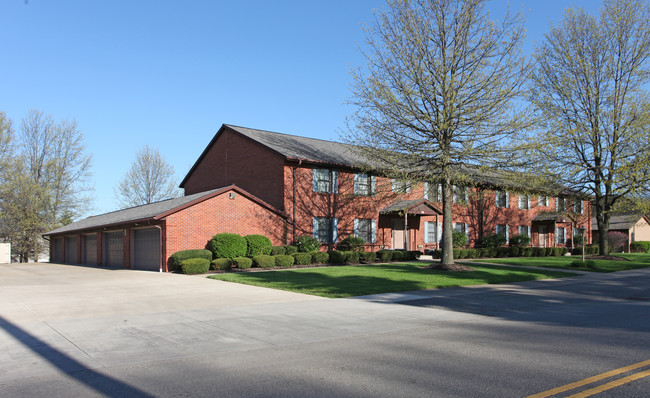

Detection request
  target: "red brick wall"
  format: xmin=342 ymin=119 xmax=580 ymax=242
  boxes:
xmin=163 ymin=190 xmax=286 ymax=271
xmin=183 ymin=127 xmax=286 ymax=210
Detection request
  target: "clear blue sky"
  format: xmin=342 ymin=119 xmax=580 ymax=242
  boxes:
xmin=1 ymin=0 xmax=600 ymax=216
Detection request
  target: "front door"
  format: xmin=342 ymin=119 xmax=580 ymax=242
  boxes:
xmin=538 ymin=225 xmax=547 ymax=247
xmin=392 ymin=219 xmax=408 ymax=250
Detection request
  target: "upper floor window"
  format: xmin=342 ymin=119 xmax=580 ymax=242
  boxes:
xmin=453 ymin=185 xmax=468 ymax=204
xmin=423 ymin=182 xmax=441 ymax=202
xmin=354 ymin=173 xmax=376 ymax=196
xmin=518 ymin=194 xmax=530 ymax=210
xmin=496 ymin=190 xmax=509 ymax=208
xmin=538 ymin=195 xmax=548 ymax=207
xmin=392 ymin=179 xmax=411 ymax=193
xmin=573 ymin=200 xmax=583 ymax=214
xmin=556 ymin=196 xmax=567 ymax=212
xmin=354 ymin=218 xmax=376 ymax=243
xmin=312 ymin=168 xmax=338 ymax=194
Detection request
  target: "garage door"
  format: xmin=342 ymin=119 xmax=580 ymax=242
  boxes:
xmin=65 ymin=237 xmax=78 ymax=264
xmin=82 ymin=234 xmax=97 ymax=265
xmin=133 ymin=228 xmax=160 ymax=271
xmin=104 ymin=231 xmax=124 ymax=267
xmin=52 ymin=237 xmax=64 ymax=263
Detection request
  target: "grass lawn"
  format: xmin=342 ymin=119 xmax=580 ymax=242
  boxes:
xmin=208 ymin=262 xmax=577 ymax=298
xmin=472 ymin=253 xmax=650 ymax=273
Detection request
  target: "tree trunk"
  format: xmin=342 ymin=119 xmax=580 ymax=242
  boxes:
xmin=441 ymin=178 xmax=454 ymax=266
xmin=595 ymin=194 xmax=610 ymax=255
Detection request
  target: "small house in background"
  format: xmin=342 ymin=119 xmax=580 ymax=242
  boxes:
xmin=0 ymin=243 xmax=10 ymax=264
xmin=591 ymin=214 xmax=650 ymax=252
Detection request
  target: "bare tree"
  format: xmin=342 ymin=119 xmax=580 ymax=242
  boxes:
xmin=0 ymin=111 xmax=14 ymax=177
xmin=345 ymin=0 xmax=529 ymax=268
xmin=114 ymin=145 xmax=180 ymax=208
xmin=529 ymin=0 xmax=650 ymax=255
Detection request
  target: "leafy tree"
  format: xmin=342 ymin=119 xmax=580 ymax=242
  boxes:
xmin=0 ymin=112 xmax=14 ymax=176
xmin=345 ymin=0 xmax=529 ymax=268
xmin=114 ymin=145 xmax=180 ymax=208
xmin=529 ymin=0 xmax=650 ymax=255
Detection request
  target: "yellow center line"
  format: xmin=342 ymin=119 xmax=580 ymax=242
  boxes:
xmin=526 ymin=359 xmax=650 ymax=398
xmin=566 ymin=369 xmax=650 ymax=398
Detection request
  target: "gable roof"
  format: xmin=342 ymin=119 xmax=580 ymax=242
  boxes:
xmin=591 ymin=214 xmax=649 ymax=231
xmin=44 ymin=185 xmax=287 ymax=236
xmin=380 ymin=199 xmax=442 ymax=215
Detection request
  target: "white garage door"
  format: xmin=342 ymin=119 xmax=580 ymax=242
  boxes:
xmin=133 ymin=228 xmax=160 ymax=271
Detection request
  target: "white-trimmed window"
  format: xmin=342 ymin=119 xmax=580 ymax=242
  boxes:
xmin=538 ymin=196 xmax=548 ymax=207
xmin=424 ymin=221 xmax=439 ymax=244
xmin=423 ymin=182 xmax=441 ymax=202
xmin=312 ymin=168 xmax=338 ymax=193
xmin=313 ymin=217 xmax=338 ymax=243
xmin=354 ymin=218 xmax=376 ymax=243
xmin=518 ymin=225 xmax=530 ymax=236
xmin=453 ymin=185 xmax=468 ymax=204
xmin=573 ymin=200 xmax=583 ymax=214
xmin=518 ymin=194 xmax=530 ymax=210
xmin=453 ymin=222 xmax=470 ymax=240
xmin=556 ymin=196 xmax=567 ymax=211
xmin=496 ymin=224 xmax=510 ymax=243
xmin=354 ymin=173 xmax=376 ymax=196
xmin=556 ymin=227 xmax=566 ymax=244
xmin=392 ymin=179 xmax=411 ymax=193
xmin=496 ymin=190 xmax=509 ymax=208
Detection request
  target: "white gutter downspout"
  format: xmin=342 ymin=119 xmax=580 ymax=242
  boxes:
xmin=155 ymin=224 xmax=163 ymax=273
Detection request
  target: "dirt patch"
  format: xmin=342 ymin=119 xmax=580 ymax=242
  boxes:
xmin=422 ymin=263 xmax=475 ymax=272
xmin=586 ymin=255 xmax=630 ymax=261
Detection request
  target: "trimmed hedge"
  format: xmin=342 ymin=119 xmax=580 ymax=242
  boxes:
xmin=180 ymin=258 xmax=210 ymax=274
xmin=270 ymin=246 xmax=286 ymax=255
xmin=211 ymin=258 xmax=233 ymax=271
xmin=377 ymin=250 xmax=393 ymax=262
xmin=360 ymin=251 xmax=376 ymax=262
xmin=274 ymin=254 xmax=295 ymax=268
xmin=210 ymin=233 xmax=247 ymax=259
xmin=338 ymin=236 xmax=365 ymax=252
xmin=328 ymin=250 xmax=346 ymax=264
xmin=253 ymin=255 xmax=275 ymax=268
xmin=245 ymin=234 xmax=272 ymax=257
xmin=169 ymin=249 xmax=212 ymax=272
xmin=311 ymin=251 xmax=329 ymax=264
xmin=391 ymin=250 xmax=405 ymax=261
xmin=346 ymin=251 xmax=361 ymax=264
xmin=630 ymin=241 xmax=650 ymax=253
xmin=233 ymin=257 xmax=252 ymax=269
xmin=284 ymin=245 xmax=298 ymax=255
xmin=292 ymin=252 xmax=312 ymax=265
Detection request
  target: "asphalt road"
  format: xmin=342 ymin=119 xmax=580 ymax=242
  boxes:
xmin=0 ymin=263 xmax=648 ymax=397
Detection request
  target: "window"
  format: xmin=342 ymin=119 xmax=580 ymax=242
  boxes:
xmin=538 ymin=195 xmax=548 ymax=207
xmin=453 ymin=222 xmax=468 ymax=235
xmin=424 ymin=221 xmax=439 ymax=244
xmin=573 ymin=200 xmax=583 ymax=214
xmin=518 ymin=225 xmax=530 ymax=236
xmin=354 ymin=219 xmax=376 ymax=243
xmin=556 ymin=227 xmax=566 ymax=244
xmin=453 ymin=185 xmax=468 ymax=203
xmin=313 ymin=217 xmax=338 ymax=243
xmin=312 ymin=168 xmax=338 ymax=193
xmin=354 ymin=173 xmax=375 ymax=196
xmin=424 ymin=182 xmax=441 ymax=202
xmin=496 ymin=224 xmax=509 ymax=243
xmin=518 ymin=194 xmax=530 ymax=210
xmin=556 ymin=197 xmax=567 ymax=211
xmin=392 ymin=179 xmax=411 ymax=193
xmin=496 ymin=190 xmax=509 ymax=208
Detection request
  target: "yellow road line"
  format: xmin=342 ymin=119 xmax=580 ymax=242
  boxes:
xmin=526 ymin=359 xmax=650 ymax=398
xmin=566 ymin=369 xmax=650 ymax=398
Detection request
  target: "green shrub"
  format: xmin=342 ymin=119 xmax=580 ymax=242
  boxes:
xmin=496 ymin=247 xmax=510 ymax=257
xmin=180 ymin=258 xmax=210 ymax=274
xmin=453 ymin=248 xmax=461 ymax=259
xmin=465 ymin=248 xmax=478 ymax=259
xmin=360 ymin=251 xmax=376 ymax=262
xmin=211 ymin=258 xmax=233 ymax=271
xmin=544 ymin=248 xmax=553 ymax=256
xmin=483 ymin=247 xmax=497 ymax=258
xmin=405 ymin=251 xmax=421 ymax=260
xmin=295 ymin=235 xmax=321 ymax=252
xmin=328 ymin=250 xmax=346 ymax=264
xmin=391 ymin=250 xmax=405 ymax=261
xmin=586 ymin=246 xmax=599 ymax=255
xmin=630 ymin=241 xmax=650 ymax=253
xmin=169 ymin=249 xmax=212 ymax=272
xmin=253 ymin=255 xmax=275 ymax=268
xmin=509 ymin=234 xmax=531 ymax=247
xmin=521 ymin=247 xmax=533 ymax=257
xmin=560 ymin=247 xmax=569 ymax=256
xmin=284 ymin=245 xmax=298 ymax=255
xmin=311 ymin=251 xmax=329 ymax=264
xmin=452 ymin=231 xmax=468 ymax=248
xmin=245 ymin=234 xmax=272 ymax=257
xmin=377 ymin=250 xmax=393 ymax=262
xmin=509 ymin=247 xmax=520 ymax=257
xmin=210 ymin=233 xmax=247 ymax=259
xmin=338 ymin=236 xmax=366 ymax=252
xmin=274 ymin=254 xmax=295 ymax=268
xmin=345 ymin=251 xmax=361 ymax=264
xmin=292 ymin=252 xmax=312 ymax=265
xmin=478 ymin=234 xmax=507 ymax=248
xmin=233 ymin=257 xmax=252 ymax=269
xmin=270 ymin=246 xmax=286 ymax=255
xmin=570 ymin=259 xmax=596 ymax=269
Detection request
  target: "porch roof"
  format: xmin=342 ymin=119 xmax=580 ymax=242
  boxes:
xmin=532 ymin=212 xmax=573 ymax=222
xmin=379 ymin=199 xmax=442 ymax=216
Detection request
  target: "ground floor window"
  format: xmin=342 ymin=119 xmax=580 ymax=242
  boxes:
xmin=313 ymin=217 xmax=338 ymax=243
xmin=425 ymin=221 xmax=438 ymax=244
xmin=518 ymin=225 xmax=530 ymax=236
xmin=496 ymin=224 xmax=509 ymax=243
xmin=556 ymin=227 xmax=566 ymax=244
xmin=354 ymin=218 xmax=376 ymax=244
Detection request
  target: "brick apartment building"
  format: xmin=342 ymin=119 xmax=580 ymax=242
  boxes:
xmin=44 ymin=124 xmax=592 ymax=271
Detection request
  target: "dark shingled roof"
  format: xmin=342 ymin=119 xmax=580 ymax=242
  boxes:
xmin=380 ymin=199 xmax=442 ymax=215
xmin=591 ymin=214 xmax=649 ymax=231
